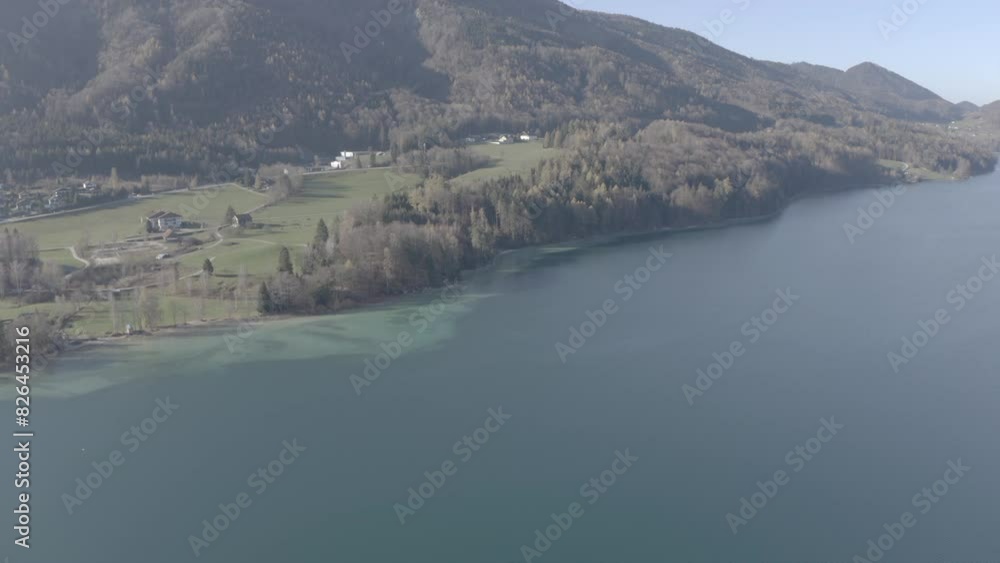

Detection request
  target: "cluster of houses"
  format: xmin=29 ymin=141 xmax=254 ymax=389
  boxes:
xmin=330 ymin=150 xmax=357 ymax=169
xmin=465 ymin=133 xmax=537 ymax=145
xmin=143 ymin=210 xmax=253 ymax=235
xmin=0 ymin=181 xmax=103 ymax=218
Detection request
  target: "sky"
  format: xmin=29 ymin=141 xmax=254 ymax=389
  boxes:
xmin=577 ymin=0 xmax=1000 ymax=105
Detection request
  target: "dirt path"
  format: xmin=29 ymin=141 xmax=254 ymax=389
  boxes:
xmin=67 ymin=246 xmax=91 ymax=267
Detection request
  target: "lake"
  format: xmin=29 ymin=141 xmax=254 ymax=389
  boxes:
xmin=9 ymin=169 xmax=1000 ymax=562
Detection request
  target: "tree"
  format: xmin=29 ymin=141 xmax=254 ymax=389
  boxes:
xmin=110 ymin=167 xmax=120 ymax=190
xmin=109 ymin=292 xmax=118 ymax=334
xmin=369 ymin=151 xmax=377 ymax=168
xmin=75 ymin=231 xmax=91 ymax=260
xmin=139 ymin=288 xmax=162 ymax=330
xmin=278 ymin=246 xmax=294 ymax=274
xmin=223 ymin=205 xmax=237 ymax=227
xmin=238 ymin=264 xmax=249 ymax=308
xmin=202 ymin=258 xmax=215 ymax=276
xmin=258 ymin=282 xmax=274 ymax=315
xmin=313 ymin=219 xmax=329 ymax=248
xmin=10 ymin=260 xmax=25 ymax=294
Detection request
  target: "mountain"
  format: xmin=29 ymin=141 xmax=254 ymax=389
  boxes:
xmin=0 ymin=0 xmax=989 ymax=180
xmin=791 ymin=62 xmax=961 ymax=122
xmin=977 ymin=100 xmax=1000 ymax=125
xmin=957 ymin=101 xmax=980 ymax=115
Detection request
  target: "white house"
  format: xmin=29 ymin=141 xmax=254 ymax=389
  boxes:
xmin=340 ymin=151 xmax=356 ymax=159
xmin=331 ymin=161 xmax=344 ymax=170
xmin=519 ymin=134 xmax=536 ymax=141
xmin=233 ymin=213 xmax=253 ymax=228
xmin=145 ymin=210 xmax=183 ymax=232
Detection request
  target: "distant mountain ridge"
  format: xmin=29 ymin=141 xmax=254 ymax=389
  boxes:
xmin=791 ymin=62 xmax=960 ymax=122
xmin=0 ymin=0 xmax=990 ymax=178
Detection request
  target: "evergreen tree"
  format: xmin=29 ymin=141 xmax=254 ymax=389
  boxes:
xmin=223 ymin=205 xmax=237 ymax=227
xmin=278 ymin=247 xmax=294 ymax=274
xmin=257 ymin=282 xmax=274 ymax=315
xmin=313 ymin=219 xmax=329 ymax=248
xmin=202 ymin=258 xmax=215 ymax=276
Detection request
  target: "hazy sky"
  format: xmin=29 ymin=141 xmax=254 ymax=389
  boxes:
xmin=579 ymin=0 xmax=999 ymax=105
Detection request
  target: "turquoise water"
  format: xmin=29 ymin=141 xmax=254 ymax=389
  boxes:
xmin=9 ymin=169 xmax=1000 ymax=562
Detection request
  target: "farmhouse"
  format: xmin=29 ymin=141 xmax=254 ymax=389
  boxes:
xmin=145 ymin=210 xmax=183 ymax=232
xmin=47 ymin=189 xmax=71 ymax=210
xmin=233 ymin=213 xmax=253 ymax=228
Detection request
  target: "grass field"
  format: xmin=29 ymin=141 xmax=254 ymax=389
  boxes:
xmin=0 ymin=294 xmax=257 ymax=338
xmin=3 ymin=145 xmax=559 ymax=336
xmin=877 ymin=159 xmax=954 ymax=182
xmin=248 ymin=169 xmax=420 ymax=245
xmin=6 ymin=185 xmax=268 ymax=250
xmin=176 ymin=169 xmax=422 ymax=278
xmin=40 ymin=248 xmax=84 ymax=269
xmin=452 ymin=141 xmax=560 ymax=185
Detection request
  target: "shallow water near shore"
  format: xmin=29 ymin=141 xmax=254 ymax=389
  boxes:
xmin=10 ymin=170 xmax=1000 ymax=562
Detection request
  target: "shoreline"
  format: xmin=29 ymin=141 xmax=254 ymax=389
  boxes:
xmin=24 ymin=170 xmax=969 ymax=366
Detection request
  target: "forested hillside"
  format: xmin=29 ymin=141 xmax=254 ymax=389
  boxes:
xmin=0 ymin=0 xmax=993 ymax=182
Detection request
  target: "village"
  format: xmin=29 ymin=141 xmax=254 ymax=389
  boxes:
xmin=0 ymin=137 xmax=556 ymax=339
xmin=0 ymin=181 xmax=113 ymax=219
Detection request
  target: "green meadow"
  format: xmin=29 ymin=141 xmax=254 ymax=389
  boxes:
xmin=2 ymin=142 xmax=557 ymax=336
